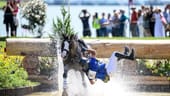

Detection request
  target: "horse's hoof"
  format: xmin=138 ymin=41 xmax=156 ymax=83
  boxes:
xmin=62 ymin=90 xmax=68 ymax=96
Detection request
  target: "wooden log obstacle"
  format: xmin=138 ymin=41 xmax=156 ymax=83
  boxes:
xmin=6 ymin=39 xmax=170 ymax=59
xmin=6 ymin=38 xmax=55 ymax=56
xmin=85 ymin=39 xmax=170 ymax=59
xmin=6 ymin=38 xmax=170 ymax=93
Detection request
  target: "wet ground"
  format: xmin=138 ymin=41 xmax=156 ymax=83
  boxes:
xmin=25 ymin=91 xmax=58 ymax=96
xmin=26 ymin=92 xmax=170 ymax=96
xmin=25 ymin=80 xmax=170 ymax=96
xmin=133 ymin=92 xmax=170 ymax=96
xmin=25 ymin=74 xmax=170 ymax=96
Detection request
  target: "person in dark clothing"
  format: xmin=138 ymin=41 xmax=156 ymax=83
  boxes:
xmin=148 ymin=5 xmax=155 ymax=37
xmin=3 ymin=1 xmax=14 ymax=37
xmin=119 ymin=10 xmax=127 ymax=37
xmin=143 ymin=7 xmax=152 ymax=36
xmin=79 ymin=9 xmax=91 ymax=37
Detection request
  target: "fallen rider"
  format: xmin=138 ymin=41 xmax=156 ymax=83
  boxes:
xmin=80 ymin=46 xmax=135 ymax=84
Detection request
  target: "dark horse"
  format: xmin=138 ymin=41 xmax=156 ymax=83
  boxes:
xmin=61 ymin=34 xmax=90 ymax=96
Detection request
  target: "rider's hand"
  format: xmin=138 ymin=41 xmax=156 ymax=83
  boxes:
xmin=89 ymin=79 xmax=96 ymax=85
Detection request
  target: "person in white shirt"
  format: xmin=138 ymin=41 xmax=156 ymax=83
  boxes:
xmin=137 ymin=9 xmax=144 ymax=37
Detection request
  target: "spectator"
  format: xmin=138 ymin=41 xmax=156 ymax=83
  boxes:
xmin=130 ymin=7 xmax=139 ymax=37
xmin=92 ymin=12 xmax=100 ymax=37
xmin=137 ymin=9 xmax=144 ymax=37
xmin=119 ymin=10 xmax=127 ymax=37
xmin=79 ymin=9 xmax=91 ymax=37
xmin=3 ymin=1 xmax=14 ymax=37
xmin=106 ymin=13 xmax=112 ymax=37
xmin=143 ymin=7 xmax=152 ymax=36
xmin=12 ymin=0 xmax=19 ymax=36
xmin=112 ymin=11 xmax=120 ymax=36
xmin=163 ymin=5 xmax=170 ymax=36
xmin=99 ymin=12 xmax=108 ymax=37
xmin=153 ymin=8 xmax=165 ymax=37
xmin=148 ymin=5 xmax=155 ymax=37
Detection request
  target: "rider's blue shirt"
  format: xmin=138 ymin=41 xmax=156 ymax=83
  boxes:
xmin=87 ymin=57 xmax=107 ymax=80
xmin=79 ymin=41 xmax=108 ymax=81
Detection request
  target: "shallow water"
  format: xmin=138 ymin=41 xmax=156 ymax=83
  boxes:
xmin=26 ymin=77 xmax=170 ymax=96
xmin=26 ymin=92 xmax=170 ymax=96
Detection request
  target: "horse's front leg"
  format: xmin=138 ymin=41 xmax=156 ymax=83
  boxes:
xmin=62 ymin=66 xmax=68 ymax=96
xmin=81 ymin=71 xmax=87 ymax=87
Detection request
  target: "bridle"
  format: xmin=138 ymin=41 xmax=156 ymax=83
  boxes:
xmin=61 ymin=36 xmax=87 ymax=65
xmin=61 ymin=39 xmax=70 ymax=60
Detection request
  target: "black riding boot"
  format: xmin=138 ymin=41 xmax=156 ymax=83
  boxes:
xmin=115 ymin=48 xmax=135 ymax=60
xmin=124 ymin=46 xmax=130 ymax=55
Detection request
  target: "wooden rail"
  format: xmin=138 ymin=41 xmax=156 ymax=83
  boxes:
xmin=86 ymin=39 xmax=170 ymax=59
xmin=6 ymin=38 xmax=170 ymax=59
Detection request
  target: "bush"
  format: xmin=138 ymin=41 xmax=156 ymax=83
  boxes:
xmin=0 ymin=46 xmax=37 ymax=89
xmin=139 ymin=59 xmax=170 ymax=77
xmin=21 ymin=0 xmax=47 ymax=37
xmin=149 ymin=60 xmax=170 ymax=77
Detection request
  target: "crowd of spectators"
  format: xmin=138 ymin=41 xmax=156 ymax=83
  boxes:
xmin=79 ymin=4 xmax=170 ymax=38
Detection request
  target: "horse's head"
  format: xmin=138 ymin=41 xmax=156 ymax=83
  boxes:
xmin=61 ymin=34 xmax=82 ymax=64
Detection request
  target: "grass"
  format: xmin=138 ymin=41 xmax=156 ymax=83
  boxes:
xmin=82 ymin=37 xmax=170 ymax=40
xmin=0 ymin=0 xmax=6 ymax=9
xmin=1 ymin=36 xmax=170 ymax=42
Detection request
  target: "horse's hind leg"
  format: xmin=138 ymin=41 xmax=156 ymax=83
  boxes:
xmin=62 ymin=89 xmax=68 ymax=96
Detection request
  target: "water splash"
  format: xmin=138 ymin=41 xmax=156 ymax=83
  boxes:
xmin=88 ymin=76 xmax=134 ymax=96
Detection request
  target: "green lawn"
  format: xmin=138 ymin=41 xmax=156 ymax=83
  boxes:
xmin=1 ymin=36 xmax=170 ymax=42
xmin=83 ymin=37 xmax=170 ymax=40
